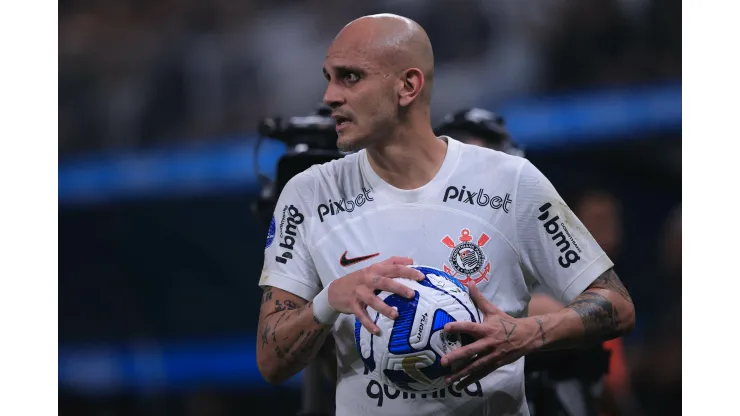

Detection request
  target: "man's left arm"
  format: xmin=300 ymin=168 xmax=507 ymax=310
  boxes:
xmin=441 ymin=160 xmax=635 ymax=389
xmin=531 ymin=267 xmax=634 ymax=352
xmin=441 ymin=269 xmax=634 ymax=390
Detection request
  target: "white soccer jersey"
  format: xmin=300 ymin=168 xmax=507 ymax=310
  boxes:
xmin=259 ymin=137 xmax=613 ymax=416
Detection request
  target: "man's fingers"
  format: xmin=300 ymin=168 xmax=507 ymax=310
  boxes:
xmin=449 ymin=350 xmax=522 ymax=389
xmin=359 ymin=291 xmax=398 ymax=320
xmin=373 ymin=276 xmax=416 ymax=299
xmin=384 ymin=256 xmax=414 ymax=266
xmin=352 ymin=303 xmax=380 ymax=335
xmin=445 ymin=349 xmax=496 ymax=386
xmin=443 ymin=321 xmax=489 ymax=338
xmin=441 ymin=338 xmax=491 ymax=367
xmin=454 ymin=367 xmax=491 ymax=392
xmin=379 ymin=264 xmax=425 ymax=281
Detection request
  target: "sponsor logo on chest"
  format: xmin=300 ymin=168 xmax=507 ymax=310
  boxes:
xmin=443 ymin=185 xmax=512 ymax=213
xmin=317 ymin=187 xmax=374 ymax=222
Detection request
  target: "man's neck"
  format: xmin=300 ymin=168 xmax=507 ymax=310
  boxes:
xmin=365 ymin=125 xmax=447 ymax=190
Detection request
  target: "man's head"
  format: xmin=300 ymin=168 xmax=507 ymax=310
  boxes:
xmin=323 ymin=14 xmax=434 ymax=151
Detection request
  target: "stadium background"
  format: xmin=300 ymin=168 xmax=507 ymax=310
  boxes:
xmin=58 ymin=0 xmax=681 ymax=415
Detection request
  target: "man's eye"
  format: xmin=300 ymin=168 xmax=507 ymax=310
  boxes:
xmin=344 ymin=73 xmax=360 ymax=83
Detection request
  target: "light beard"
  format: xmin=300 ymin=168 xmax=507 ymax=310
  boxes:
xmin=337 ymin=135 xmax=369 ymax=152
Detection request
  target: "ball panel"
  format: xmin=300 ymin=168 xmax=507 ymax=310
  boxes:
xmin=408 ymin=296 xmax=435 ymax=349
xmin=355 ymin=311 xmax=381 ymax=372
xmin=382 ymin=351 xmax=437 ymax=392
xmin=385 ymin=291 xmax=420 ymax=355
xmin=415 ymin=265 xmax=467 ymax=292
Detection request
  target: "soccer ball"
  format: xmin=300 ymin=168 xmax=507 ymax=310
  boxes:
xmin=354 ymin=265 xmax=481 ymax=393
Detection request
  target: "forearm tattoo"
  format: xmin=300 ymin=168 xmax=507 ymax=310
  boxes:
xmin=566 ymin=268 xmax=630 ymax=343
xmin=567 ymin=292 xmax=621 ymax=343
xmin=261 ymin=286 xmax=274 ymax=304
xmin=530 ymin=269 xmax=633 ymax=350
xmin=275 ymin=299 xmax=298 ymax=312
xmin=258 ymin=292 xmax=329 ymax=369
xmin=588 ymin=269 xmax=633 ymax=304
xmin=534 ymin=318 xmax=546 ymax=346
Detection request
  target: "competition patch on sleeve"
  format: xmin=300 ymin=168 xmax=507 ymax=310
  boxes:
xmin=265 ymin=216 xmax=276 ymax=248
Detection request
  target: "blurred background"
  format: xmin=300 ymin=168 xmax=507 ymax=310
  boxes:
xmin=58 ymin=0 xmax=681 ymax=415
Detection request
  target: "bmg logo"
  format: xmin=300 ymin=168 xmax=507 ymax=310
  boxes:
xmin=276 ymin=204 xmax=304 ymax=264
xmin=537 ymin=202 xmax=582 ymax=268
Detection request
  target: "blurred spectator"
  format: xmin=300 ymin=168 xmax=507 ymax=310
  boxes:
xmin=630 ymin=205 xmax=681 ymax=416
xmin=58 ymin=0 xmax=681 ymax=157
xmin=571 ymin=190 xmax=643 ymax=416
xmin=528 ymin=189 xmax=643 ymax=416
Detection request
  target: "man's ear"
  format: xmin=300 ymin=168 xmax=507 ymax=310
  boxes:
xmin=398 ymin=68 xmax=424 ymax=107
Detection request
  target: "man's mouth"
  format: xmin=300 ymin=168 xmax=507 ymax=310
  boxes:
xmin=334 ymin=115 xmax=352 ymax=130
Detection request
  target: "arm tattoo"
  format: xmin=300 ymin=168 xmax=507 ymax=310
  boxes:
xmin=260 ymin=299 xmax=329 ymax=370
xmin=281 ymin=329 xmax=305 ymax=353
xmin=567 ymin=292 xmax=621 ymax=343
xmin=261 ymin=286 xmax=274 ymax=304
xmin=293 ymin=328 xmax=327 ymax=356
xmin=274 ymin=346 xmax=285 ymax=359
xmin=500 ymin=319 xmax=517 ymax=342
xmin=589 ymin=269 xmax=632 ymax=304
xmin=275 ymin=299 xmax=298 ymax=312
xmin=271 ymin=311 xmax=287 ymax=343
xmin=261 ymin=324 xmax=270 ymax=348
xmin=534 ymin=318 xmax=546 ymax=346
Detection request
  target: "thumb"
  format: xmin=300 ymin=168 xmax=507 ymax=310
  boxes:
xmin=467 ymin=282 xmax=503 ymax=316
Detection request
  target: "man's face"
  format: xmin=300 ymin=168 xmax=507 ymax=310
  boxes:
xmin=323 ymin=41 xmax=399 ymax=152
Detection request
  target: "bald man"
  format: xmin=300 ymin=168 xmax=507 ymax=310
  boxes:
xmin=256 ymin=14 xmax=635 ymax=416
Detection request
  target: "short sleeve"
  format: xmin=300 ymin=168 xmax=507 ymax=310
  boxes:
xmin=514 ymin=161 xmax=613 ymax=303
xmin=259 ymin=171 xmax=322 ymax=301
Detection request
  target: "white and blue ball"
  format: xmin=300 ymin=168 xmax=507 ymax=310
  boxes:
xmin=354 ymin=265 xmax=481 ymax=393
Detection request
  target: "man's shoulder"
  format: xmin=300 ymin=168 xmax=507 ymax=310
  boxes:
xmin=307 ymin=151 xmax=362 ymax=179
xmin=301 ymin=152 xmax=365 ymax=197
xmin=283 ymin=152 xmax=361 ymax=190
xmin=455 ymin=140 xmax=527 ymax=175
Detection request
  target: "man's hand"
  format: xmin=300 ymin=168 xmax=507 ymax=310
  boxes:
xmin=441 ymin=283 xmax=538 ymax=391
xmin=441 ymin=268 xmax=636 ymax=391
xmin=328 ymin=256 xmax=425 ymax=334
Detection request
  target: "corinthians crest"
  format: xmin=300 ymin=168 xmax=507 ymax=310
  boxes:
xmin=441 ymin=228 xmax=491 ymax=285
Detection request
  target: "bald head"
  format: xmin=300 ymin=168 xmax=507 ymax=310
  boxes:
xmin=330 ymin=14 xmax=435 ymax=104
xmin=322 ymin=14 xmax=437 ymax=150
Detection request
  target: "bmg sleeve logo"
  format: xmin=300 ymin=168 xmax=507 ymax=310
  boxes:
xmin=537 ymin=202 xmax=582 ymax=268
xmin=275 ymin=205 xmax=305 ymax=264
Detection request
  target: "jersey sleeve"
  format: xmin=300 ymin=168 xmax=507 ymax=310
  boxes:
xmin=514 ymin=160 xmax=614 ymax=304
xmin=258 ymin=170 xmax=322 ymax=301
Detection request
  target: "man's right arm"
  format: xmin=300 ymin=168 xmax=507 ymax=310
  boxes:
xmin=256 ymin=285 xmax=332 ymax=385
xmin=256 ymin=258 xmax=425 ymax=385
